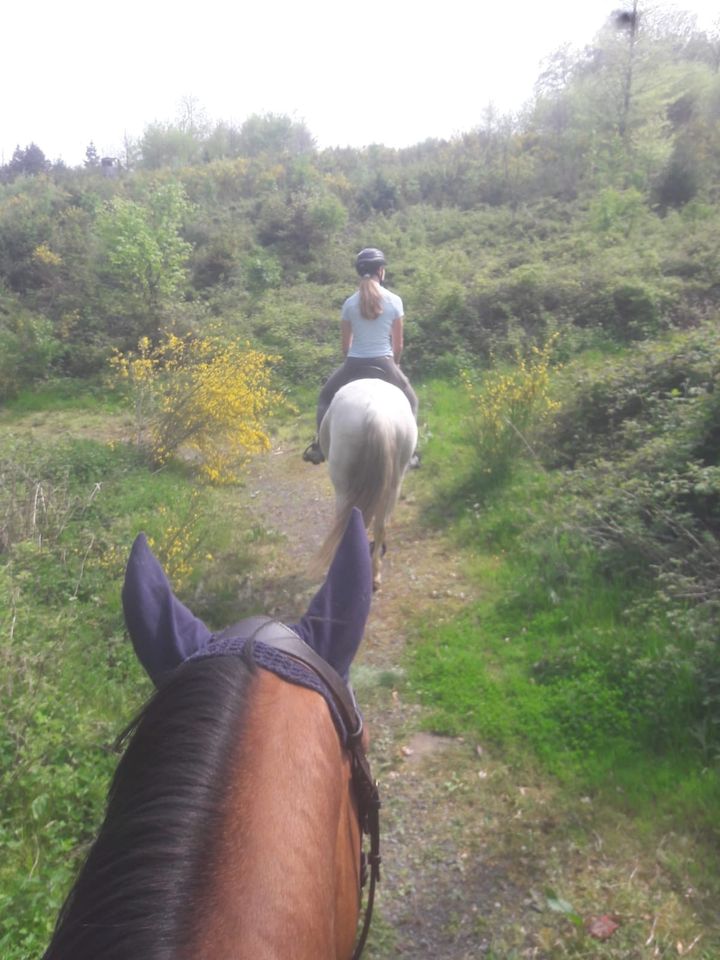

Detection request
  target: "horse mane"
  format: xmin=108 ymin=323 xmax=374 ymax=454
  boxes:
xmin=42 ymin=655 xmax=257 ymax=960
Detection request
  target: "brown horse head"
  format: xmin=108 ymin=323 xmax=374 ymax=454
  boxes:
xmin=43 ymin=508 xmax=376 ymax=960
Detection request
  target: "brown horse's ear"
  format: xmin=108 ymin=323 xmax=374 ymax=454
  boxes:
xmin=122 ymin=534 xmax=212 ymax=687
xmin=291 ymin=508 xmax=372 ymax=680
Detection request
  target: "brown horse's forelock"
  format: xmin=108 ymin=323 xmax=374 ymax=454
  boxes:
xmin=42 ymin=655 xmax=257 ymax=960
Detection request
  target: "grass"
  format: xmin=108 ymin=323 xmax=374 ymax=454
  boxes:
xmin=404 ymin=377 xmax=720 ymax=954
xmin=1 ymin=379 xmax=125 ymax=416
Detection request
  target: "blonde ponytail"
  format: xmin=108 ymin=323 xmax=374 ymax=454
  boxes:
xmin=359 ymin=275 xmax=384 ymax=320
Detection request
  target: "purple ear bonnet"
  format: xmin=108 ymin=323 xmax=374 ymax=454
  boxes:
xmin=290 ymin=506 xmax=372 ymax=679
xmin=121 ymin=533 xmax=212 ymax=687
xmin=122 ymin=508 xmax=372 ymax=686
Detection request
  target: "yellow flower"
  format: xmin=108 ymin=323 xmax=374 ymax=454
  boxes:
xmin=109 ymin=332 xmax=285 ymax=483
xmin=32 ymin=243 xmax=62 ymax=266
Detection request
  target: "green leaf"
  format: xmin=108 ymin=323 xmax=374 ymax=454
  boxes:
xmin=545 ymin=890 xmax=583 ymax=927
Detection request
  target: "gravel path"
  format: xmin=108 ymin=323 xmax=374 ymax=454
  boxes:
xmin=240 ymin=437 xmax=539 ymax=959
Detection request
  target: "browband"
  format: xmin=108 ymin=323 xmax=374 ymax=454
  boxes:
xmin=212 ymin=616 xmax=364 ymax=743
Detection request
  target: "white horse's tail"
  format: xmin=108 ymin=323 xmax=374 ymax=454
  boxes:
xmin=315 ymin=412 xmax=399 ymax=573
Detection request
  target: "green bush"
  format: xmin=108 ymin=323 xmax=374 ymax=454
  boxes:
xmin=461 ymin=338 xmax=560 ymax=495
xmin=531 ymin=326 xmax=720 ymax=751
xmin=0 ymin=299 xmax=55 ymax=401
xmin=411 ymin=370 xmax=720 ymax=839
xmin=548 ymin=322 xmax=720 ymax=465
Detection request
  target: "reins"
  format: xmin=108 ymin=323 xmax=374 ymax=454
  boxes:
xmin=213 ymin=617 xmax=381 ymax=960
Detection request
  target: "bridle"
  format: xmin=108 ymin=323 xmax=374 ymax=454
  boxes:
xmin=213 ymin=618 xmax=381 ymax=960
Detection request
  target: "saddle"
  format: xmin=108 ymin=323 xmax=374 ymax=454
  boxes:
xmin=346 ymin=361 xmax=396 ymax=386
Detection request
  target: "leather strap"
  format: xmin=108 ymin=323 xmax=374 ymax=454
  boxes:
xmin=216 ymin=616 xmax=364 ymax=743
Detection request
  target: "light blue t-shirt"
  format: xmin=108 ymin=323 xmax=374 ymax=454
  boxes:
xmin=341 ymin=289 xmax=404 ymax=359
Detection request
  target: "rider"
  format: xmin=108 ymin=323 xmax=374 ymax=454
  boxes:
xmin=303 ymin=247 xmax=419 ymax=466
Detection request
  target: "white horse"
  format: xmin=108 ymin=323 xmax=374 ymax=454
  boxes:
xmin=317 ymin=378 xmax=417 ymax=591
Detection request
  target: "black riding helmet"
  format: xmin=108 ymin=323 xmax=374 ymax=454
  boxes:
xmin=356 ymin=247 xmax=387 ymax=276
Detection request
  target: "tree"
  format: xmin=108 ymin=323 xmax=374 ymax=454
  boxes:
xmin=614 ymin=1 xmax=640 ymax=141
xmin=96 ymin=182 xmax=193 ymax=341
xmin=121 ymin=133 xmax=140 ymax=171
xmin=0 ymin=294 xmax=55 ymax=399
xmin=84 ymin=142 xmax=100 ymax=169
xmin=202 ymin=121 xmax=245 ymax=161
xmin=177 ymin=96 xmax=210 ymax=139
xmin=6 ymin=143 xmax=49 ymax=179
xmin=138 ymin=123 xmax=203 ymax=170
xmin=237 ymin=113 xmax=315 ymax=159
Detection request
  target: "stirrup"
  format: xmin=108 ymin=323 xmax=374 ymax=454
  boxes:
xmin=302 ymin=440 xmax=325 ymax=465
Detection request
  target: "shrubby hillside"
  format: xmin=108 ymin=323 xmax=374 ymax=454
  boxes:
xmin=2 ymin=0 xmax=719 ymax=777
xmin=2 ymin=8 xmax=720 ymax=954
xmin=1 ymin=7 xmax=718 ymax=391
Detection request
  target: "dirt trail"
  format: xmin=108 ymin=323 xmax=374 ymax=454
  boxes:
xmin=241 ymin=437 xmax=537 ymax=959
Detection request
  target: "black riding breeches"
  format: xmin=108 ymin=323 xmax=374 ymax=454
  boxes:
xmin=316 ymin=357 xmax=419 ymax=431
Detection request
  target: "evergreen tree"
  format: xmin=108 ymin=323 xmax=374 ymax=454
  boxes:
xmin=6 ymin=143 xmax=49 ymax=178
xmin=84 ymin=142 xmax=100 ymax=168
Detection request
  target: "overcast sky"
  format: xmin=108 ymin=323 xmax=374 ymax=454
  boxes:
xmin=2 ymin=0 xmax=717 ymax=167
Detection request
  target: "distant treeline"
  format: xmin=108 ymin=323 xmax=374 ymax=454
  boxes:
xmin=1 ymin=4 xmax=719 ymax=395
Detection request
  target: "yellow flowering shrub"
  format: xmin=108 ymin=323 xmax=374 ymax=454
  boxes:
xmin=110 ymin=336 xmax=157 ymax=450
xmin=32 ymin=243 xmax=62 ymax=266
xmin=463 ymin=336 xmax=560 ymax=480
xmin=145 ymin=502 xmax=200 ymax=590
xmin=110 ymin=331 xmax=284 ymax=483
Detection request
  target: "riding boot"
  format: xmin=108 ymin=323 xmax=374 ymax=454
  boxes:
xmin=302 ymin=438 xmax=325 ymax=465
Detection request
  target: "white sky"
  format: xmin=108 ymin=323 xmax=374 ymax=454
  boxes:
xmin=2 ymin=0 xmax=717 ymax=167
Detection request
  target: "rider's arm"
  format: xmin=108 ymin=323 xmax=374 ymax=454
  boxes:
xmin=341 ymin=318 xmax=353 ymax=355
xmin=391 ymin=315 xmax=404 ymax=362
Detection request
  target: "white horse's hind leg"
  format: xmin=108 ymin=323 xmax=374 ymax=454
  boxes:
xmin=370 ymin=512 xmax=386 ymax=591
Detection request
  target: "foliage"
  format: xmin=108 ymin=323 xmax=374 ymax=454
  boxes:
xmin=235 ymin=113 xmax=316 ymax=159
xmin=462 ymin=337 xmax=560 ymax=490
xmin=411 ymin=383 xmax=720 ymax=832
xmin=95 ymin=181 xmax=192 ymax=343
xmin=533 ymin=324 xmax=720 ymax=749
xmin=547 ymin=321 xmax=720 ymax=466
xmin=110 ymin=331 xmax=285 ymax=482
xmin=0 ymin=295 xmax=55 ymax=400
xmin=242 ymin=281 xmax=345 ymax=385
xmin=415 ymin=322 xmax=720 ymax=767
xmin=1 ymin=143 xmax=50 ymax=181
xmin=137 ymin=122 xmax=204 ymax=170
xmin=1 ymin=17 xmax=719 ymax=386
